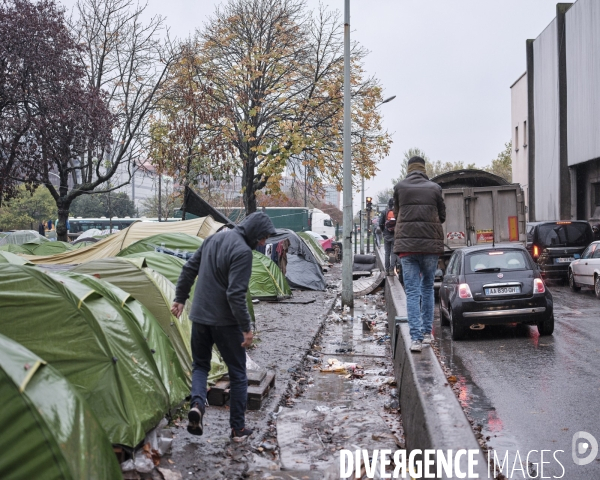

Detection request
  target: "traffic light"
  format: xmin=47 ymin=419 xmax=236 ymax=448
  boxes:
xmin=366 ymin=197 xmax=373 ymax=212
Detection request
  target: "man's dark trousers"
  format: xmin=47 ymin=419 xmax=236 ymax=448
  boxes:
xmin=190 ymin=323 xmax=247 ymax=430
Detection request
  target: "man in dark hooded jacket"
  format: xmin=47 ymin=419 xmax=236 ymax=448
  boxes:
xmin=171 ymin=212 xmax=276 ymax=441
xmin=393 ymin=156 xmax=446 ymax=352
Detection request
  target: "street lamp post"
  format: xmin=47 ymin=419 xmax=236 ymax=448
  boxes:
xmin=341 ymin=0 xmax=353 ymax=309
xmin=359 ymin=95 xmax=396 ymax=255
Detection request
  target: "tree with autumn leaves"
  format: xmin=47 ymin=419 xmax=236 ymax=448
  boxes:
xmin=150 ymin=0 xmax=392 ymax=215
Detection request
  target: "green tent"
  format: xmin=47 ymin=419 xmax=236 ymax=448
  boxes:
xmin=0 ymin=333 xmax=121 ymax=479
xmin=62 ymin=271 xmax=190 ymax=408
xmin=0 ymin=265 xmax=170 ymax=447
xmin=0 ymin=230 xmax=48 ymax=246
xmin=117 ymin=232 xmax=203 ymax=257
xmin=71 ymin=258 xmax=192 ymax=377
xmin=29 ymin=241 xmax=74 ymax=256
xmin=0 ymin=251 xmax=32 ymax=265
xmin=0 ymin=243 xmax=30 ymax=254
xmin=71 ymin=240 xmax=97 ymax=249
xmin=71 ymin=257 xmax=228 ymax=385
xmin=122 ymin=250 xmax=256 ymax=321
xmin=123 ymin=251 xmax=191 ymax=287
xmin=250 ymin=251 xmax=292 ymax=300
xmin=298 ymin=232 xmax=329 ymax=265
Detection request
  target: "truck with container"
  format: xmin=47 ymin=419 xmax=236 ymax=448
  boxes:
xmin=431 ymin=169 xmax=526 ymax=287
xmin=211 ymin=207 xmax=336 ymax=239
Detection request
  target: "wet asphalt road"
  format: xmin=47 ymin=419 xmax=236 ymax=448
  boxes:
xmin=433 ymin=282 xmax=600 ymax=479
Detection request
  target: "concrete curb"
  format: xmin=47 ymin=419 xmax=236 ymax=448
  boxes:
xmin=376 ymin=248 xmax=489 ymax=478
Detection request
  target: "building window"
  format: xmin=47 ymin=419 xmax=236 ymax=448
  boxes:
xmin=515 ymin=126 xmax=519 ymax=152
xmin=523 ymin=120 xmax=527 ymax=147
xmin=595 ymin=183 xmax=600 ymax=206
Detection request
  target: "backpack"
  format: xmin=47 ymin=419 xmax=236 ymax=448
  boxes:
xmin=384 ymin=210 xmax=396 ymax=232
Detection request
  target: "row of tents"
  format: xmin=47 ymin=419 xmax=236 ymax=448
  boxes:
xmin=0 ymin=216 xmax=331 ymax=478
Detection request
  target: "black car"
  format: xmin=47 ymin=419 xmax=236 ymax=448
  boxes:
xmin=439 ymin=244 xmax=554 ymax=340
xmin=526 ymin=221 xmax=594 ymax=281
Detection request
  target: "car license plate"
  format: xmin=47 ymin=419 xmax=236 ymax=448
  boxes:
xmin=555 ymin=257 xmax=575 ymax=264
xmin=485 ymin=286 xmax=521 ymax=295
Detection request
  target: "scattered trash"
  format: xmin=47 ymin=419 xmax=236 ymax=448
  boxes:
xmin=259 ymin=441 xmax=277 ymax=451
xmin=157 ymin=467 xmax=183 ymax=480
xmin=120 ymin=459 xmax=135 ymax=472
xmin=319 ymin=358 xmax=362 ymax=374
xmin=133 ymin=449 xmax=154 ymax=473
xmin=246 ymin=353 xmax=261 ymax=371
xmin=306 ymin=354 xmax=320 ymax=363
xmin=334 ymin=347 xmax=353 ymax=354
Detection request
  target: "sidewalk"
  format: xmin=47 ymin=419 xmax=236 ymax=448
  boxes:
xmin=155 ymin=263 xmax=402 ymax=480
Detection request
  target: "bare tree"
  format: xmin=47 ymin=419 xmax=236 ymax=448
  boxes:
xmin=54 ymin=0 xmax=178 ymax=238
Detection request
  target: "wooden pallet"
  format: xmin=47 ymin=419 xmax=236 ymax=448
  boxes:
xmin=206 ymin=369 xmax=276 ymax=410
xmin=207 ymin=379 xmax=230 ymax=406
xmin=247 ymin=370 xmax=276 ymax=410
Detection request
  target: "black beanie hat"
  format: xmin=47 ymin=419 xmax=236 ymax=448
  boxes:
xmin=407 ymin=156 xmax=426 ymax=166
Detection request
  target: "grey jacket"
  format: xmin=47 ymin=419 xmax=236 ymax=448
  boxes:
xmin=174 ymin=212 xmax=276 ymax=332
xmin=393 ymin=171 xmax=446 ymax=254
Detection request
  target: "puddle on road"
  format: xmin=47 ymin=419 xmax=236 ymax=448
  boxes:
xmin=434 ymin=309 xmax=524 ymax=476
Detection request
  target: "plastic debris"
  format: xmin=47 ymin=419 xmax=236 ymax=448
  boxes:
xmin=120 ymin=459 xmax=135 ymax=472
xmin=319 ymin=358 xmax=359 ymax=373
xmin=133 ymin=450 xmax=154 ymax=473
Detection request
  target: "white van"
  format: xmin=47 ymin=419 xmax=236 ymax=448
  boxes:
xmin=310 ymin=209 xmax=335 ymax=239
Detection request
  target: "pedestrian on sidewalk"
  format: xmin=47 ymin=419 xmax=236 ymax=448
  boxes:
xmin=393 ymin=156 xmax=446 ymax=352
xmin=171 ymin=212 xmax=277 ymax=441
xmin=379 ymin=197 xmax=398 ymax=275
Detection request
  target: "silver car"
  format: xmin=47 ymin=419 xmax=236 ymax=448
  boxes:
xmin=568 ymin=240 xmax=600 ymax=298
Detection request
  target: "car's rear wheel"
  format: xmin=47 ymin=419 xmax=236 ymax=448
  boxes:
xmin=537 ymin=314 xmax=555 ymax=336
xmin=439 ymin=301 xmax=449 ymax=326
xmin=595 ymin=275 xmax=600 ymax=299
xmin=449 ymin=307 xmax=466 ymax=340
xmin=569 ymin=270 xmax=581 ymax=292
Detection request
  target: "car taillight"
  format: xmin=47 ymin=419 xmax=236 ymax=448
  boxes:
xmin=459 ymin=283 xmax=473 ymax=299
xmin=532 ymin=245 xmax=540 ymax=259
xmin=533 ymin=278 xmax=545 ymax=293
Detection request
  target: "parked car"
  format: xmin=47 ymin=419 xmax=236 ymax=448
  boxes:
xmin=526 ymin=221 xmax=594 ymax=281
xmin=568 ymin=240 xmax=600 ymax=298
xmin=439 ymin=244 xmax=554 ymax=340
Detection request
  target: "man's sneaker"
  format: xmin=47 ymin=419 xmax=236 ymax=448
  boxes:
xmin=422 ymin=333 xmax=434 ymax=345
xmin=231 ymin=427 xmax=254 ymax=443
xmin=187 ymin=403 xmax=204 ymax=436
xmin=410 ymin=340 xmax=422 ymax=352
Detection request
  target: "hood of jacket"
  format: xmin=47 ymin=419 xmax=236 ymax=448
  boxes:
xmin=236 ymin=212 xmax=277 ymax=249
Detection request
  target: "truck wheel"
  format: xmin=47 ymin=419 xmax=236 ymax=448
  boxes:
xmin=439 ymin=301 xmax=449 ymax=326
xmin=569 ymin=270 xmax=580 ymax=292
xmin=537 ymin=314 xmax=554 ymax=336
xmin=449 ymin=307 xmax=466 ymax=340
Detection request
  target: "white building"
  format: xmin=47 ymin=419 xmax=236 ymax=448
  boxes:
xmin=511 ymin=0 xmax=600 ymax=223
xmin=510 ymin=72 xmax=529 ymax=221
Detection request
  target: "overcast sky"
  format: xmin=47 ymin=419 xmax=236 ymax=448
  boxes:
xmin=62 ymin=0 xmax=561 ymax=210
